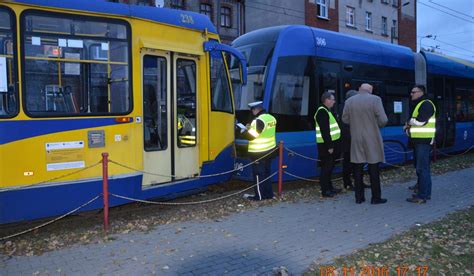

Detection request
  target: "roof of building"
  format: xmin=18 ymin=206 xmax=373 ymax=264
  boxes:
xmin=8 ymin=0 xmax=217 ymax=33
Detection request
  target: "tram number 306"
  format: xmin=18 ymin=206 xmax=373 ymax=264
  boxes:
xmin=316 ymin=37 xmax=327 ymax=47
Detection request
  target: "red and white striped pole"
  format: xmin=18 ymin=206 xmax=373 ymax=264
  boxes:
xmin=101 ymin=152 xmax=109 ymax=234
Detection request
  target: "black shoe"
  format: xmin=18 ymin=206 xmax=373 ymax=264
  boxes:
xmin=363 ymin=183 xmax=371 ymax=189
xmin=407 ymin=197 xmax=426 ymax=204
xmin=344 ymin=185 xmax=354 ymax=191
xmin=355 ymin=198 xmax=366 ymax=204
xmin=412 ymin=193 xmax=431 ymax=200
xmin=331 ymin=188 xmax=342 ymax=194
xmin=371 ymin=198 xmax=387 ymax=204
xmin=408 ymin=184 xmax=418 ymax=190
xmin=321 ymin=191 xmax=335 ymax=198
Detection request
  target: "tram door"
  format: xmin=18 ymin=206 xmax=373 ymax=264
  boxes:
xmin=434 ymin=77 xmax=456 ymax=148
xmin=142 ymin=51 xmax=200 ymax=185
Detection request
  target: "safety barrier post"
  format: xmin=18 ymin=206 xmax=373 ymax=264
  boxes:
xmin=433 ymin=141 xmax=437 ymax=162
xmin=101 ymin=152 xmax=109 ymax=234
xmin=278 ymin=141 xmax=283 ymax=197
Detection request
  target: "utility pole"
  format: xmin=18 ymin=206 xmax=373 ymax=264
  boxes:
xmin=391 ymin=1 xmax=410 ymax=44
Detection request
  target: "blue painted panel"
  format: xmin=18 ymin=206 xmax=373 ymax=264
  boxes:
xmin=423 ymin=51 xmax=474 ymax=79
xmin=0 ymin=118 xmax=131 ymax=145
xmin=12 ymin=0 xmax=217 ymax=33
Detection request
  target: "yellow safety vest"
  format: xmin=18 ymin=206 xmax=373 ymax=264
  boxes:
xmin=314 ymin=106 xmax=341 ymax=143
xmin=410 ymin=100 xmax=436 ymax=139
xmin=248 ymin=113 xmax=277 ymax=153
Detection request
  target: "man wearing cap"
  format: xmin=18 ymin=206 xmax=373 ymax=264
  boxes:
xmin=404 ymin=85 xmax=436 ymax=204
xmin=314 ymin=92 xmax=342 ymax=197
xmin=240 ymin=101 xmax=277 ymax=200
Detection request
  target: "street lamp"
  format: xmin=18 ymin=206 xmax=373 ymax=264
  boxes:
xmin=391 ymin=1 xmax=410 ymax=44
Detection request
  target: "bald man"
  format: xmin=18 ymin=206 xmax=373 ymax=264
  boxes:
xmin=342 ymin=83 xmax=388 ymax=204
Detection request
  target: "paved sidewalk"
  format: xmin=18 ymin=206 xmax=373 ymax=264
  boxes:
xmin=1 ymin=167 xmax=474 ymax=275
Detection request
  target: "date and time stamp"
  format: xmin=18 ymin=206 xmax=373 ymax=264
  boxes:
xmin=319 ymin=265 xmax=429 ymax=276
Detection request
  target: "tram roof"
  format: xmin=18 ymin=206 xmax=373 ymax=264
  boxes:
xmin=9 ymin=0 xmax=217 ymax=34
xmin=234 ymin=25 xmax=415 ymax=70
xmin=422 ymin=51 xmax=474 ymax=79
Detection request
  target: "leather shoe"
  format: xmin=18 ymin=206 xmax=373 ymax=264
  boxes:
xmin=321 ymin=191 xmax=335 ymax=198
xmin=412 ymin=193 xmax=431 ymax=200
xmin=355 ymin=198 xmax=366 ymax=204
xmin=408 ymin=184 xmax=418 ymax=190
xmin=371 ymin=198 xmax=387 ymax=204
xmin=331 ymin=188 xmax=342 ymax=194
xmin=407 ymin=197 xmax=426 ymax=204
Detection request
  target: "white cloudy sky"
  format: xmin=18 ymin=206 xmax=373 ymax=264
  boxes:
xmin=417 ymin=0 xmax=474 ymax=62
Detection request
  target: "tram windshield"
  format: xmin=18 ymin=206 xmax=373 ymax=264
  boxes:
xmin=231 ymin=42 xmax=274 ymax=111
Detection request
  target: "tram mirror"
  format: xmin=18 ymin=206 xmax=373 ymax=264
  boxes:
xmin=344 ymin=65 xmax=353 ymax=72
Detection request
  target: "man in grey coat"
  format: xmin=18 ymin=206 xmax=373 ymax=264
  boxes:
xmin=342 ymin=83 xmax=388 ymax=204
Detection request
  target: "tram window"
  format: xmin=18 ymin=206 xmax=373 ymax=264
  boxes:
xmin=143 ymin=55 xmax=167 ymax=151
xmin=383 ymin=84 xmax=410 ymax=125
xmin=270 ymin=56 xmax=313 ymax=116
xmin=455 ymin=89 xmax=474 ymax=121
xmin=210 ymin=52 xmax=232 ymax=113
xmin=176 ymin=59 xmax=197 ymax=148
xmin=22 ymin=13 xmax=131 ymax=116
xmin=0 ymin=8 xmax=18 ymax=118
xmin=269 ymin=56 xmax=315 ymax=132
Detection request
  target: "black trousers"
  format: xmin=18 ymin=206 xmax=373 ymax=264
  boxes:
xmin=252 ymin=156 xmax=274 ymax=200
xmin=319 ymin=154 xmax=335 ymax=194
xmin=354 ymin=163 xmax=381 ymax=201
xmin=342 ymin=151 xmax=353 ymax=187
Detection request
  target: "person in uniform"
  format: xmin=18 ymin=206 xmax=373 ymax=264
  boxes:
xmin=404 ymin=85 xmax=436 ymax=204
xmin=315 ymin=92 xmax=342 ymax=197
xmin=240 ymin=101 xmax=277 ymax=200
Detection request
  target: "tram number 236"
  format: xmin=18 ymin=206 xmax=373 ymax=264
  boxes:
xmin=180 ymin=14 xmax=194 ymax=24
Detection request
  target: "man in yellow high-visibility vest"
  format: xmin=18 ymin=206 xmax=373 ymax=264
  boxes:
xmin=404 ymin=85 xmax=436 ymax=204
xmin=314 ymin=92 xmax=342 ymax=197
xmin=240 ymin=101 xmax=277 ymax=200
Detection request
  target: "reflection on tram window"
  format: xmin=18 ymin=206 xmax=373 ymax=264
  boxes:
xmin=22 ymin=12 xmax=131 ymax=116
xmin=143 ymin=55 xmax=167 ymax=151
xmin=176 ymin=59 xmax=197 ymax=147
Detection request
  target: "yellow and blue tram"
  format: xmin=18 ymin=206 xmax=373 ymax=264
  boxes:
xmin=0 ymin=0 xmax=246 ymax=224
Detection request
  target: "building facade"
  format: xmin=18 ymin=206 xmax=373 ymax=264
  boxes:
xmin=305 ymin=0 xmax=416 ymax=50
xmin=243 ymin=0 xmax=305 ymax=33
xmin=108 ymin=0 xmax=416 ymax=50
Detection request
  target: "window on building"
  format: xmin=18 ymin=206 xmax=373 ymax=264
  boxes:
xmin=200 ymin=3 xmax=212 ymax=20
xmin=170 ymin=0 xmax=185 ymax=10
xmin=381 ymin=16 xmax=388 ymax=35
xmin=392 ymin=19 xmax=397 ymax=38
xmin=365 ymin=11 xmax=372 ymax=31
xmin=381 ymin=0 xmax=389 ymax=4
xmin=317 ymin=0 xmax=328 ymax=19
xmin=220 ymin=7 xmax=231 ymax=28
xmin=346 ymin=6 xmax=355 ymax=27
xmin=392 ymin=0 xmax=398 ymax=7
